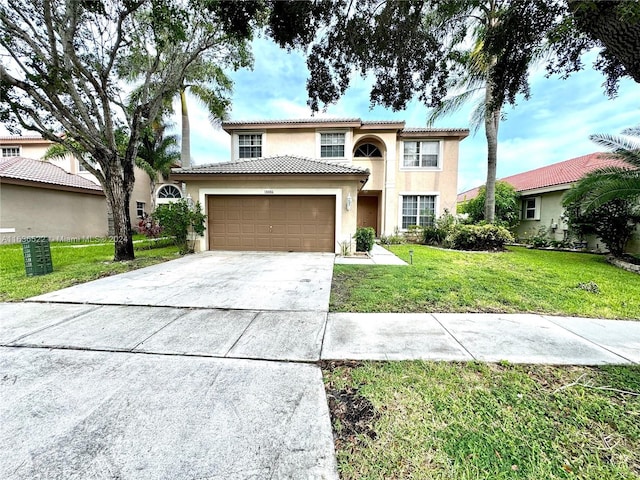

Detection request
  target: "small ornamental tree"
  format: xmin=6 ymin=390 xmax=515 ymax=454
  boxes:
xmin=459 ymin=181 xmax=520 ymax=228
xmin=152 ymin=200 xmax=206 ymax=254
xmin=562 ymin=198 xmax=640 ymax=257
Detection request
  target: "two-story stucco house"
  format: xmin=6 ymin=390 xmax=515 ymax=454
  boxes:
xmin=171 ymin=118 xmax=469 ymax=253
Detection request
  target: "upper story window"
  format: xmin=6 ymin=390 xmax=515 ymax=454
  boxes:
xmin=354 ymin=143 xmax=382 ymax=157
xmin=1 ymin=147 xmax=20 ymax=157
xmin=238 ymin=133 xmax=262 ymax=158
xmin=320 ymin=132 xmax=345 ymax=158
xmin=403 ymin=140 xmax=441 ymax=168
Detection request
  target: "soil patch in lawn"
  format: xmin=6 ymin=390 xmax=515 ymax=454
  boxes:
xmin=322 ymin=361 xmax=379 ymax=448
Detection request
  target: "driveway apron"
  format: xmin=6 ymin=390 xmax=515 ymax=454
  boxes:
xmin=1 ymin=251 xmax=339 ymax=479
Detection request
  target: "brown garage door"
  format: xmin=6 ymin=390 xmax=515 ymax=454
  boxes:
xmin=207 ymin=195 xmax=335 ymax=252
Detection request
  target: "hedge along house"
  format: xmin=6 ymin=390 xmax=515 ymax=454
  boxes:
xmin=171 ymin=118 xmax=469 ymax=253
xmin=457 ymin=152 xmax=639 ymax=253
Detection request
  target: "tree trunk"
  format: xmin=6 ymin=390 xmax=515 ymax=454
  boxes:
xmin=101 ymin=153 xmax=135 ymax=261
xmin=484 ymin=73 xmax=501 ymax=224
xmin=180 ymin=88 xmax=191 ymax=169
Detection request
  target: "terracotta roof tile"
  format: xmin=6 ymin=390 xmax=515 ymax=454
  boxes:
xmin=457 ymin=152 xmax=630 ymax=202
xmin=0 ymin=156 xmax=103 ymax=192
xmin=172 ymin=155 xmax=370 ymax=176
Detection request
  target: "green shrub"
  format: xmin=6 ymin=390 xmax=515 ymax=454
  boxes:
xmin=355 ymin=226 xmax=375 ymax=252
xmin=380 ymin=228 xmax=405 ymax=245
xmin=422 ymin=210 xmax=457 ymax=245
xmin=444 ymin=224 xmax=514 ymax=251
xmin=151 ymin=199 xmax=206 ymax=254
xmin=458 ymin=181 xmax=520 ymax=228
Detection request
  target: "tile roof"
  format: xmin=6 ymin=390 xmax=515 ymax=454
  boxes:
xmin=222 ymin=118 xmax=361 ymax=126
xmin=457 ymin=152 xmax=630 ymax=202
xmin=0 ymin=156 xmax=103 ymax=192
xmin=402 ymin=127 xmax=470 ymax=133
xmin=172 ymin=155 xmax=370 ymax=176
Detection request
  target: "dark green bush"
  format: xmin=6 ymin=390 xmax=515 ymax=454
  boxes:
xmin=355 ymin=227 xmax=375 ymax=252
xmin=444 ymin=224 xmax=514 ymax=251
xmin=422 ymin=210 xmax=457 ymax=245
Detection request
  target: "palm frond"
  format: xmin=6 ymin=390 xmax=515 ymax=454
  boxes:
xmin=426 ymin=87 xmax=483 ymax=126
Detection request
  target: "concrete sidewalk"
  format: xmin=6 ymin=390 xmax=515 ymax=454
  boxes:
xmin=2 ymin=303 xmax=638 ymax=365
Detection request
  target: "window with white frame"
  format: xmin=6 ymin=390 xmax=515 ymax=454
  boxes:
xmin=158 ymin=185 xmax=182 ymax=199
xmin=320 ymin=132 xmax=345 ymax=158
xmin=238 ymin=133 xmax=262 ymax=158
xmin=136 ymin=202 xmax=146 ymax=218
xmin=522 ymin=197 xmax=540 ymax=220
xmin=1 ymin=147 xmax=20 ymax=157
xmin=401 ymin=195 xmax=436 ymax=229
xmin=403 ymin=141 xmax=440 ymax=168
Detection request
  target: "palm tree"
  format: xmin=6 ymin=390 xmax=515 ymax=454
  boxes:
xmin=137 ymin=118 xmax=181 ymax=209
xmin=425 ymin=3 xmax=508 ymax=223
xmin=563 ymin=126 xmax=640 ymax=212
xmin=175 ymin=60 xmax=233 ymax=168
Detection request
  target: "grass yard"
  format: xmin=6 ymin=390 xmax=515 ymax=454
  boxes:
xmin=331 ymin=245 xmax=640 ymax=319
xmin=324 ymin=361 xmax=640 ymax=480
xmin=0 ymin=237 xmax=181 ymax=301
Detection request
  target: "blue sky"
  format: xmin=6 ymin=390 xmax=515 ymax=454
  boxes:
xmin=184 ymin=37 xmax=639 ymax=194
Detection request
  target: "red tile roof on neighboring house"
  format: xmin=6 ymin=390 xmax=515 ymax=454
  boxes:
xmin=457 ymin=153 xmax=630 ymax=202
xmin=0 ymin=156 xmax=103 ymax=193
xmin=172 ymin=155 xmax=370 ymax=176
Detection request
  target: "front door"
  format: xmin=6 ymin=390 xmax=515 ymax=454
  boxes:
xmin=357 ymin=196 xmax=379 ymax=235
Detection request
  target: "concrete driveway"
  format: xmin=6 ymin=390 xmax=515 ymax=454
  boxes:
xmin=1 ymin=251 xmax=339 ymax=479
xmin=30 ymin=251 xmax=335 ymax=311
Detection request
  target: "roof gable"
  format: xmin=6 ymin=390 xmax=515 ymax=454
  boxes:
xmin=171 ymin=155 xmax=370 ymax=176
xmin=0 ymin=156 xmax=103 ymax=193
xmin=457 ymin=153 xmax=630 ymax=202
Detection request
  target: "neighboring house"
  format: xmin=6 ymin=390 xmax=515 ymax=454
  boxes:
xmin=0 ymin=135 xmax=164 ymax=229
xmin=0 ymin=156 xmax=108 ymax=240
xmin=171 ymin=118 xmax=469 ymax=253
xmin=457 ymin=152 xmax=639 ymax=253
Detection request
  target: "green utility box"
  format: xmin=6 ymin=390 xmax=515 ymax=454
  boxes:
xmin=22 ymin=237 xmax=53 ymax=277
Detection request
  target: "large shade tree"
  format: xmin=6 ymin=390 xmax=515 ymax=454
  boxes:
xmin=0 ymin=0 xmax=250 ymax=260
xmin=296 ymin=0 xmax=561 ymax=223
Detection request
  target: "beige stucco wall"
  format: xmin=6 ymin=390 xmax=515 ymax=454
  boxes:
xmin=131 ymin=166 xmax=153 ymax=222
xmin=226 ymin=127 xmax=463 ymax=237
xmin=0 ymin=183 xmax=108 ymax=242
xmin=182 ymin=177 xmax=360 ymax=253
xmin=384 ymin=138 xmax=460 ymax=235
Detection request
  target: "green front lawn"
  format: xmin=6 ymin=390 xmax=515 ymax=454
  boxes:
xmin=331 ymin=245 xmax=640 ymax=319
xmin=0 ymin=237 xmax=181 ymax=301
xmin=324 ymin=361 xmax=640 ymax=480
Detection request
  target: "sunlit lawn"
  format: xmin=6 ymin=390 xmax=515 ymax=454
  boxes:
xmin=0 ymin=237 xmax=181 ymax=301
xmin=324 ymin=361 xmax=640 ymax=480
xmin=331 ymin=245 xmax=640 ymax=319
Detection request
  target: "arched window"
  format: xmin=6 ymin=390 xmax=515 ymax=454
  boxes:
xmin=354 ymin=143 xmax=382 ymax=157
xmin=157 ymin=185 xmax=182 ymax=199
